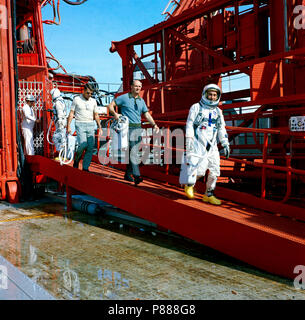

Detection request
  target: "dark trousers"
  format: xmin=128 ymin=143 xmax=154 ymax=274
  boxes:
xmin=126 ymin=127 xmax=142 ymax=177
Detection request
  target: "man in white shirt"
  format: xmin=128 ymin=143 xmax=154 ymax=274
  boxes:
xmin=67 ymin=83 xmax=102 ymax=171
xmin=21 ymin=94 xmax=39 ymax=155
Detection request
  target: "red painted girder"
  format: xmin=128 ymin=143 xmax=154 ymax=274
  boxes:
xmin=27 ymin=156 xmax=305 ymax=279
xmin=33 ymin=1 xmax=48 ymax=67
xmin=152 ymin=92 xmax=305 ymax=120
xmin=52 ymin=73 xmax=93 ymax=93
xmin=6 ymin=181 xmax=19 ymax=204
xmin=170 ymin=0 xmax=209 ymax=17
xmin=18 ymin=65 xmax=47 ymax=79
xmin=225 ymin=107 xmax=305 ymax=121
xmin=132 ymin=50 xmax=156 ymax=84
xmin=220 ymin=93 xmax=305 ymax=110
xmin=0 ymin=0 xmax=20 ymax=201
xmin=221 ymin=88 xmax=251 ymax=100
xmin=169 ymin=28 xmax=234 ymax=66
xmin=111 ymin=0 xmax=235 ymax=49
xmin=135 ymin=47 xmax=305 ymax=93
xmin=90 ymin=155 xmax=305 ymax=222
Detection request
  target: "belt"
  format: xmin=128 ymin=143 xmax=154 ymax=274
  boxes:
xmin=129 ymin=123 xmax=141 ymax=128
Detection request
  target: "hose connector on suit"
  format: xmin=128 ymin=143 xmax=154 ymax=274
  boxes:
xmin=58 ymin=133 xmax=75 ymax=166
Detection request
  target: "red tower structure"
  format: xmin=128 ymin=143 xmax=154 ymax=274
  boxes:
xmin=0 ymin=0 xmax=304 ymax=279
xmin=110 ymin=0 xmax=305 ymax=212
xmin=0 ymin=0 xmax=92 ymax=202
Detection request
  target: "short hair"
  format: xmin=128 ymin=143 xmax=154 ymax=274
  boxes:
xmin=84 ymin=82 xmax=95 ymax=92
xmin=130 ymin=79 xmax=142 ymax=86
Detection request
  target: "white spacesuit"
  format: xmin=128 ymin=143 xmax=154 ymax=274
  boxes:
xmin=50 ymin=88 xmax=67 ymax=152
xmin=51 ymin=88 xmax=67 ymax=130
xmin=182 ymin=84 xmax=230 ymax=205
xmin=21 ymin=94 xmax=37 ymax=155
xmin=111 ymin=115 xmax=129 ymax=153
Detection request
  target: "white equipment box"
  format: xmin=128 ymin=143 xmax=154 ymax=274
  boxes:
xmin=289 ymin=116 xmax=305 ymax=132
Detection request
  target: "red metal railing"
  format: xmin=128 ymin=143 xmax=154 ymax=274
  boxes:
xmin=96 ymin=117 xmax=305 ymax=205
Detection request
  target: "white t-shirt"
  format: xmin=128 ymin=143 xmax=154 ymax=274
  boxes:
xmin=71 ymin=95 xmax=98 ymax=122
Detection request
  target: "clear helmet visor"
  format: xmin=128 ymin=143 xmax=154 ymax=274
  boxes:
xmin=201 ymin=84 xmax=221 ymax=108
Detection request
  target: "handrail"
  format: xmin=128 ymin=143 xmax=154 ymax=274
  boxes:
xmin=96 ymin=118 xmax=305 ymax=203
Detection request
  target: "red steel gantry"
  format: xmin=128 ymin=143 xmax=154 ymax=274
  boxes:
xmin=110 ymin=0 xmax=305 ymax=211
xmin=0 ymin=0 xmax=304 ymax=279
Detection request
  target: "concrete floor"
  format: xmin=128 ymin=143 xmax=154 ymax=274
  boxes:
xmin=0 ymin=196 xmax=304 ymax=300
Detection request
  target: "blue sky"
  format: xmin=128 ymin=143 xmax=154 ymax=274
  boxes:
xmin=42 ymin=0 xmax=168 ymax=85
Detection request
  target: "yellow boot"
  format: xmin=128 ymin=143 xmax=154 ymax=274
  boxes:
xmin=184 ymin=185 xmax=195 ymax=199
xmin=202 ymin=194 xmax=222 ymax=205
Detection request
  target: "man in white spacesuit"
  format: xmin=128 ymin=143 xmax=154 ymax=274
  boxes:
xmin=184 ymin=84 xmax=230 ymax=205
xmin=50 ymin=88 xmax=67 ymax=130
xmin=50 ymin=88 xmax=67 ymax=152
xmin=21 ymin=94 xmax=38 ymax=156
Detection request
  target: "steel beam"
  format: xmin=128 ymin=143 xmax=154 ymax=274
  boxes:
xmin=111 ymin=0 xmax=234 ymax=48
xmin=132 ymin=50 xmax=155 ymax=84
xmin=169 ymin=27 xmax=234 ymax=66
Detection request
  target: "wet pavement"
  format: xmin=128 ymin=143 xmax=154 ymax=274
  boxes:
xmin=0 ymin=195 xmax=304 ymax=300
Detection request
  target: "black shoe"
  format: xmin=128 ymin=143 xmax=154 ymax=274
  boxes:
xmin=134 ymin=176 xmax=143 ymax=185
xmin=73 ymin=161 xmax=79 ymax=169
xmin=124 ymin=173 xmax=134 ymax=182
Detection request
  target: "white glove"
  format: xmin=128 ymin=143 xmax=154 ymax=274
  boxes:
xmin=223 ymin=144 xmax=230 ymax=159
xmin=186 ymin=137 xmax=194 ymax=154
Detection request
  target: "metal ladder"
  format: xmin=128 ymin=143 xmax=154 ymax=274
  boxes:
xmin=162 ymin=0 xmax=181 ymax=19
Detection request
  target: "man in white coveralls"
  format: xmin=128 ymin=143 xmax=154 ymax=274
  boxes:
xmin=21 ymin=94 xmax=39 ymax=155
xmin=50 ymin=87 xmax=67 ymax=131
xmin=183 ymin=83 xmax=230 ymax=205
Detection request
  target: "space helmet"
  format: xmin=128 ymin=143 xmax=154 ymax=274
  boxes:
xmin=201 ymin=84 xmax=221 ymax=108
xmin=50 ymin=88 xmax=61 ymax=101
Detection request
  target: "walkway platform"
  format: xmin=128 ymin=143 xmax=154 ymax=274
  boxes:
xmin=27 ymin=156 xmax=305 ymax=280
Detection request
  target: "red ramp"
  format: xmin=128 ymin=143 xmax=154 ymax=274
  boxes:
xmin=28 ymin=155 xmax=305 ymax=280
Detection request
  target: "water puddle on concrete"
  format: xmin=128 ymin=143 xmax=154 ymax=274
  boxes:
xmin=0 ymin=198 xmax=304 ymax=300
